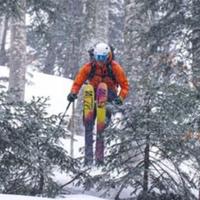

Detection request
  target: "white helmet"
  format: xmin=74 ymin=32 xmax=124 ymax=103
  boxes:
xmin=93 ymin=42 xmax=111 ymax=62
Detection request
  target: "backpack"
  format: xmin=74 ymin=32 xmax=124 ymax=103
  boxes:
xmin=87 ymin=45 xmax=116 ymax=81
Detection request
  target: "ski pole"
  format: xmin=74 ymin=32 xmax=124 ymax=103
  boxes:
xmin=56 ymin=101 xmax=72 ymax=130
xmin=64 ymin=101 xmax=72 ymax=115
xmin=53 ymin=101 xmax=74 ymax=136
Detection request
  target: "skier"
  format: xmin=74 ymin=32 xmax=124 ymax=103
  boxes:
xmin=67 ymin=42 xmax=129 ymax=165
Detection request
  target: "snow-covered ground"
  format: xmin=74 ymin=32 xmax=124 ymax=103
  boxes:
xmin=0 ymin=194 xmax=107 ymax=200
xmin=0 ymin=66 xmax=74 ymax=115
xmin=0 ymin=66 xmax=109 ymax=200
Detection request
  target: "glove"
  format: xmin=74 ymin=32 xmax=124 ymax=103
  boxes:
xmin=113 ymin=96 xmax=123 ymax=105
xmin=67 ymin=93 xmax=77 ymax=102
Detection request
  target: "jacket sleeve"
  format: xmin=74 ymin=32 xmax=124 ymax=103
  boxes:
xmin=112 ymin=62 xmax=129 ymax=100
xmin=71 ymin=63 xmax=91 ymax=94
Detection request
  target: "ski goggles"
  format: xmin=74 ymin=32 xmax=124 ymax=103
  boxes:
xmin=94 ymin=54 xmax=108 ymax=62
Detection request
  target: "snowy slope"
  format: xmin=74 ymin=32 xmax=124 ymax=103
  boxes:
xmin=0 ymin=194 xmax=107 ymax=200
xmin=0 ymin=66 xmax=73 ymax=115
xmin=25 ymin=69 xmax=73 ymax=115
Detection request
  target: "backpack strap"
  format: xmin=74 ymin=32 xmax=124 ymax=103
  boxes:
xmin=109 ymin=45 xmax=115 ymax=60
xmin=88 ymin=62 xmax=96 ymax=80
xmin=106 ymin=62 xmax=116 ymax=81
xmin=87 ymin=48 xmax=96 ymax=81
xmin=87 ymin=61 xmax=116 ymax=81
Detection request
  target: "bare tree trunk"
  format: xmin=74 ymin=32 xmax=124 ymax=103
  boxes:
xmin=8 ymin=0 xmax=26 ymax=102
xmin=38 ymin=172 xmax=44 ymax=194
xmin=43 ymin=36 xmax=56 ymax=75
xmin=143 ymin=134 xmax=150 ymax=192
xmin=192 ymin=0 xmax=200 ymax=89
xmin=199 ymin=176 xmax=200 ymax=200
xmin=79 ymin=0 xmax=96 ymax=65
xmin=63 ymin=0 xmax=80 ymax=78
xmin=142 ymin=94 xmax=151 ymax=192
xmin=95 ymin=0 xmax=109 ymax=42
xmin=0 ymin=14 xmax=9 ymax=65
xmin=108 ymin=0 xmax=125 ymax=63
xmin=0 ymin=16 xmax=5 ymax=49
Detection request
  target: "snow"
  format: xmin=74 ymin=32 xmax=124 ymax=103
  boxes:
xmin=25 ymin=69 xmax=73 ymax=115
xmin=0 ymin=66 xmax=74 ymax=115
xmin=0 ymin=194 xmax=107 ymax=200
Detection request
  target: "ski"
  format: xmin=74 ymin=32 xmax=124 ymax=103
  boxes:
xmin=83 ymin=83 xmax=95 ymax=165
xmin=96 ymin=82 xmax=108 ymax=164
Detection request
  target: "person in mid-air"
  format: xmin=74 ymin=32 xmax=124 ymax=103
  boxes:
xmin=67 ymin=42 xmax=129 ymax=165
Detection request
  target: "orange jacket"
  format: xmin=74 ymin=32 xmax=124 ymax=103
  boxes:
xmin=71 ymin=60 xmax=129 ymax=100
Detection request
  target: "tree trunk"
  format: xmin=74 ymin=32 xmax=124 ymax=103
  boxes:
xmin=63 ymin=0 xmax=81 ymax=78
xmin=43 ymin=36 xmax=56 ymax=75
xmin=38 ymin=173 xmax=44 ymax=194
xmin=8 ymin=0 xmax=26 ymax=102
xmin=95 ymin=0 xmax=109 ymax=42
xmin=143 ymin=96 xmax=151 ymax=192
xmin=0 ymin=14 xmax=9 ymax=65
xmin=192 ymin=0 xmax=200 ymax=90
xmin=108 ymin=0 xmax=125 ymax=63
xmin=143 ymin=134 xmax=150 ymax=192
xmin=79 ymin=0 xmax=96 ymax=65
xmin=199 ymin=177 xmax=200 ymax=200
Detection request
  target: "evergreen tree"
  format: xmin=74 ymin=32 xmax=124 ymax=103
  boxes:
xmin=85 ymin=0 xmax=200 ymax=199
xmin=0 ymin=92 xmax=86 ymax=197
